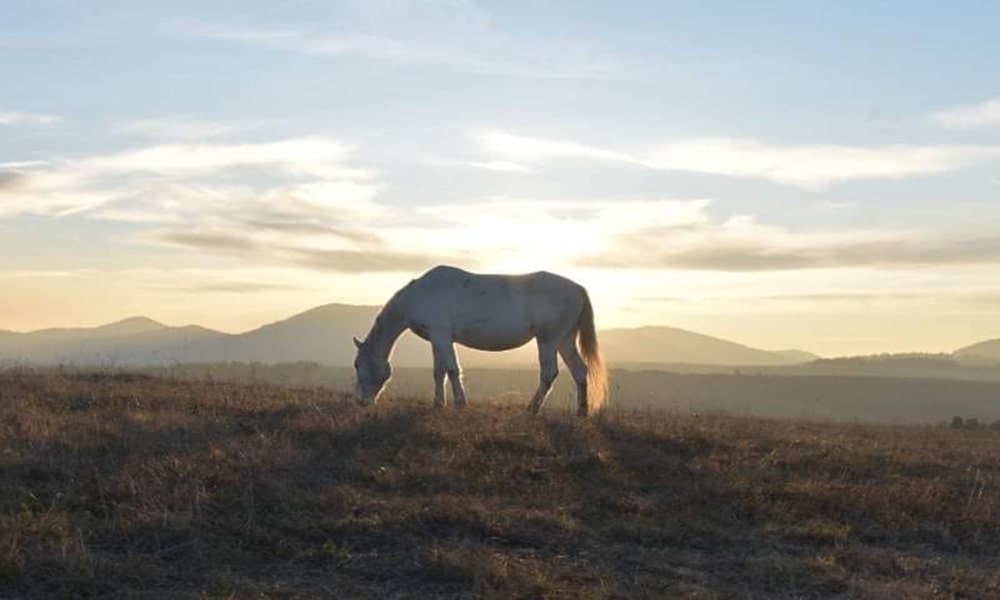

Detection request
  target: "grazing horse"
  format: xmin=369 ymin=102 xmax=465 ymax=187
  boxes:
xmin=352 ymin=265 xmax=608 ymax=416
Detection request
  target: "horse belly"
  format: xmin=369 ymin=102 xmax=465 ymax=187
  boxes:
xmin=454 ymin=320 xmax=535 ymax=351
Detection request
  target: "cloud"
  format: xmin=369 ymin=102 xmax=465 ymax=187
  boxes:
xmin=0 ymin=136 xmax=374 ymax=218
xmin=646 ymin=138 xmax=1000 ymax=188
xmin=403 ymin=195 xmax=1000 ymax=273
xmin=759 ymin=292 xmax=905 ymax=302
xmin=7 ymin=127 xmax=1000 ymax=280
xmin=117 ymin=115 xmax=257 ymax=140
xmin=577 ymin=209 xmax=1000 ymax=271
xmin=286 ymin=246 xmax=450 ymax=273
xmin=479 ymin=131 xmax=1000 ymax=188
xmin=0 ymin=171 xmax=28 ymax=192
xmin=145 ymin=226 xmax=446 ymax=274
xmin=154 ymin=230 xmax=260 ymax=252
xmin=171 ymin=19 xmax=615 ymax=79
xmin=957 ymin=290 xmax=1000 ymax=307
xmin=242 ymin=218 xmax=382 ymax=243
xmin=422 ymin=156 xmax=533 ymax=173
xmin=124 ymin=176 xmax=417 ymax=272
xmin=396 ymin=197 xmax=714 ymax=272
xmin=0 ymin=160 xmax=51 ymax=169
xmin=77 ymin=137 xmax=366 ymax=179
xmin=90 ymin=207 xmax=184 ymax=223
xmin=481 ymin=131 xmax=634 ymax=164
xmin=181 ymin=281 xmax=309 ymax=294
xmin=265 ymin=180 xmax=382 ymax=212
xmin=0 ymin=133 xmax=441 ymax=274
xmin=929 ymin=98 xmax=1000 ymax=129
xmin=0 ymin=111 xmax=62 ymax=126
xmin=0 ymin=166 xmax=120 ymax=217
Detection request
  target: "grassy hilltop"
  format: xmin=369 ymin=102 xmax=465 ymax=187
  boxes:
xmin=2 ymin=371 xmax=999 ymax=598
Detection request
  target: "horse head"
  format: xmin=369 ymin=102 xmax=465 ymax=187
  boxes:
xmin=352 ymin=336 xmax=392 ymax=406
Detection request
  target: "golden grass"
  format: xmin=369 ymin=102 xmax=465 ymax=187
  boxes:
xmin=1 ymin=369 xmax=998 ymax=598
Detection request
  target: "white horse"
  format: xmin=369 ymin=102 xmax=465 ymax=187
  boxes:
xmin=352 ymin=265 xmax=608 ymax=416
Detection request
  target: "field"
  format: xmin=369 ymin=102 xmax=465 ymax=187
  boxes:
xmin=2 ymin=371 xmax=999 ymax=598
xmin=140 ymin=362 xmax=1000 ymax=425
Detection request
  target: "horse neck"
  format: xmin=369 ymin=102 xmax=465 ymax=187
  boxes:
xmin=366 ymin=294 xmax=408 ymax=361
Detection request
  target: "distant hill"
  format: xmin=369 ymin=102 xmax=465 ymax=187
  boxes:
xmin=20 ymin=316 xmax=167 ymax=342
xmin=181 ymin=304 xmax=383 ymax=365
xmin=773 ymin=349 xmax=821 ymax=363
xmin=597 ymin=326 xmax=818 ymax=366
xmin=0 ymin=303 xmax=814 ymax=368
xmin=954 ymin=339 xmax=1000 ymax=364
xmin=0 ymin=317 xmax=226 ymax=365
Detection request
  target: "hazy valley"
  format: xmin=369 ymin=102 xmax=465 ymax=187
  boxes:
xmin=6 ymin=304 xmax=1000 ymax=426
xmin=4 ymin=302 xmax=1000 ymax=374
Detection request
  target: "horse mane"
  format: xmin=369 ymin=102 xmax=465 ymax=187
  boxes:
xmin=364 ymin=280 xmax=412 ymax=356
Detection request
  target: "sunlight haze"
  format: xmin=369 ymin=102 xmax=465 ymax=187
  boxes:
xmin=3 ymin=1 xmax=1000 ymax=357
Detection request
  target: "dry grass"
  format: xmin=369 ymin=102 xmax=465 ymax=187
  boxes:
xmin=1 ymin=370 xmax=998 ymax=598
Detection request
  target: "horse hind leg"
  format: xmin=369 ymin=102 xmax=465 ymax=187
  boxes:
xmin=526 ymin=342 xmax=559 ymax=415
xmin=559 ymin=341 xmax=589 ymax=418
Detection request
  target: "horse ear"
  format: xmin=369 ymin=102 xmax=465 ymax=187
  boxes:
xmin=353 ymin=336 xmax=363 ymax=349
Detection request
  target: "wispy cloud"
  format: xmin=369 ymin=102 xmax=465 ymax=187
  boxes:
xmin=480 ymin=131 xmax=1000 ymax=189
xmin=154 ymin=230 xmax=260 ymax=252
xmin=421 ymin=155 xmax=533 ymax=173
xmin=145 ymin=224 xmax=447 ymax=274
xmin=115 ymin=175 xmax=422 ymax=272
xmin=8 ymin=131 xmax=1000 ymax=280
xmin=399 ymin=195 xmax=1000 ymax=273
xmin=0 ymin=166 xmax=120 ymax=217
xmin=0 ymin=171 xmax=27 ymax=192
xmin=117 ymin=115 xmax=259 ymax=140
xmin=645 ymin=138 xmax=1000 ymax=189
xmin=0 ymin=111 xmax=62 ymax=126
xmin=286 ymin=246 xmax=452 ymax=274
xmin=929 ymin=97 xmax=1000 ymax=129
xmin=482 ymin=131 xmax=633 ymax=164
xmin=170 ymin=19 xmax=615 ymax=79
xmin=77 ymin=137 xmax=365 ymax=179
xmin=0 ymin=132 xmax=449 ymax=274
xmin=576 ymin=206 xmax=1000 ymax=271
xmin=0 ymin=136 xmax=374 ymax=217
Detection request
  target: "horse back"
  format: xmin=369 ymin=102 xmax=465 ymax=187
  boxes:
xmin=408 ymin=266 xmax=585 ymax=336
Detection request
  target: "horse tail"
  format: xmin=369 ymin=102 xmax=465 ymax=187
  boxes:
xmin=578 ymin=289 xmax=608 ymax=411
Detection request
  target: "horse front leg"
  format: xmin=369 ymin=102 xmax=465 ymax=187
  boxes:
xmin=526 ymin=342 xmax=559 ymax=415
xmin=432 ymin=339 xmax=467 ymax=409
xmin=431 ymin=347 xmax=446 ymax=408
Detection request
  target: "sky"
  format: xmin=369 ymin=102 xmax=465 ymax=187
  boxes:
xmin=2 ymin=0 xmax=1000 ymax=357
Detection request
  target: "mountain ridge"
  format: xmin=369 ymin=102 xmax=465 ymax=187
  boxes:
xmin=954 ymin=338 xmax=1000 ymax=363
xmin=0 ymin=303 xmax=819 ymax=368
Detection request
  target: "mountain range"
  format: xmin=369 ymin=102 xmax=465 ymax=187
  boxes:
xmin=0 ymin=303 xmax=826 ymax=368
xmin=4 ymin=303 xmax=999 ymax=369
